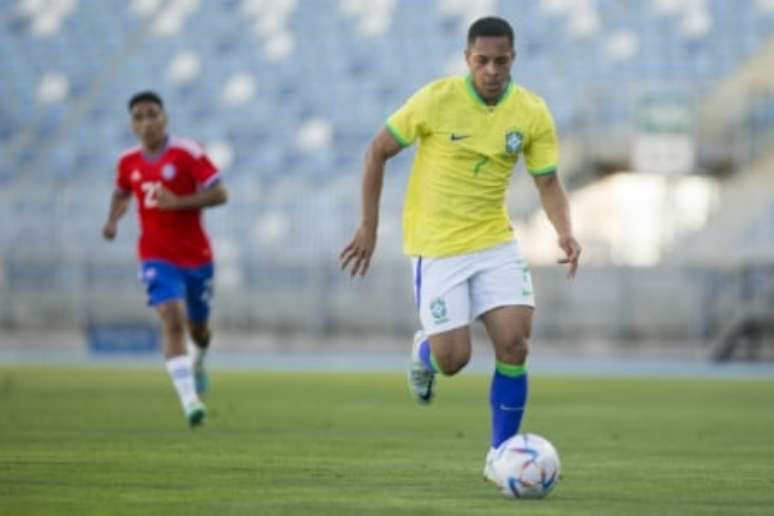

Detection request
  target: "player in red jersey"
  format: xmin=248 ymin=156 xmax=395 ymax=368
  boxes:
xmin=102 ymin=91 xmax=228 ymax=427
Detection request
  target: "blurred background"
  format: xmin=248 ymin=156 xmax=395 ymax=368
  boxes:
xmin=2 ymin=0 xmax=774 ymax=367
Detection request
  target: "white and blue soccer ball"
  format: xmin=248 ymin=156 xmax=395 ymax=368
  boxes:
xmin=491 ymin=433 xmax=561 ymax=499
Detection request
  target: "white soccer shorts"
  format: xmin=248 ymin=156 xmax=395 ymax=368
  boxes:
xmin=411 ymin=240 xmax=535 ymax=336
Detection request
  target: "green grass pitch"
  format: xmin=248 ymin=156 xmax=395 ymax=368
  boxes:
xmin=1 ymin=367 xmax=773 ymax=515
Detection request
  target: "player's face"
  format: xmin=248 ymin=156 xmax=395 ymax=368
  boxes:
xmin=130 ymin=101 xmax=167 ymax=151
xmin=465 ymin=36 xmax=515 ymax=104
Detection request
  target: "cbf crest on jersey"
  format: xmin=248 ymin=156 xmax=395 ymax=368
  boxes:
xmin=161 ymin=163 xmax=177 ymax=180
xmin=505 ymin=131 xmax=524 ymax=155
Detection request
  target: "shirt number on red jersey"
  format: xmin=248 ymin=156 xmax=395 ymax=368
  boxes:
xmin=141 ymin=181 xmax=162 ymax=208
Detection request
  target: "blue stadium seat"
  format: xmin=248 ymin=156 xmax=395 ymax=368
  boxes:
xmin=2 ymin=0 xmax=774 ymax=254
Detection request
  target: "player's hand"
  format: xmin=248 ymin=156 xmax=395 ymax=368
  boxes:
xmin=156 ymin=186 xmax=181 ymax=210
xmin=102 ymin=221 xmax=117 ymax=240
xmin=557 ymin=235 xmax=581 ymax=279
xmin=339 ymin=224 xmax=377 ymax=278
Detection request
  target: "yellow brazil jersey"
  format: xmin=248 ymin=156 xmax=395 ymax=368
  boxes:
xmin=386 ymin=75 xmax=558 ymax=257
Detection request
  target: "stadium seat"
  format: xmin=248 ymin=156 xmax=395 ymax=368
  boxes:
xmin=1 ymin=0 xmax=774 ymax=256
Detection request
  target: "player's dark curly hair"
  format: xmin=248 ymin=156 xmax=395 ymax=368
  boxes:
xmin=467 ymin=16 xmax=514 ymax=48
xmin=128 ymin=91 xmax=164 ymax=112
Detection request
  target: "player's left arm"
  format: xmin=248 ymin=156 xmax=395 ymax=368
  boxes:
xmin=157 ymin=181 xmax=228 ymax=210
xmin=532 ymin=172 xmax=581 ymax=278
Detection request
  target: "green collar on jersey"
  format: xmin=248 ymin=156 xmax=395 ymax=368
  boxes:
xmin=464 ymin=75 xmax=514 ymax=108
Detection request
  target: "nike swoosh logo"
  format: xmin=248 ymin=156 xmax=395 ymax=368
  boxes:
xmin=449 ymin=133 xmax=472 ymax=141
xmin=499 ymin=404 xmax=524 ymax=412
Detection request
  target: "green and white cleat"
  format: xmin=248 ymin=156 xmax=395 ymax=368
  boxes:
xmin=407 ymin=330 xmax=435 ymax=405
xmin=483 ymin=447 xmax=498 ymax=484
xmin=186 ymin=401 xmax=207 ymax=428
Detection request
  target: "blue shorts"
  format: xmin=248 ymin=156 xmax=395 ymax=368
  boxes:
xmin=139 ymin=260 xmax=214 ymax=323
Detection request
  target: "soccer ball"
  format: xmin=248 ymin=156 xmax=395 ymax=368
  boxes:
xmin=491 ymin=433 xmax=561 ymax=499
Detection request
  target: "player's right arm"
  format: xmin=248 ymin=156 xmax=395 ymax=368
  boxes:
xmin=102 ymin=189 xmax=132 ymax=240
xmin=339 ymin=128 xmax=403 ymax=277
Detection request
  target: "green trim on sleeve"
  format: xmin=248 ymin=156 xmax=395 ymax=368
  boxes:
xmin=385 ymin=122 xmax=410 ymax=148
xmin=528 ymin=165 xmax=558 ymax=176
xmin=495 ymin=361 xmax=527 ymax=378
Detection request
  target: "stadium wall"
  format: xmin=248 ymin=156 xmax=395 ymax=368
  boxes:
xmin=0 ymin=257 xmax=741 ymax=344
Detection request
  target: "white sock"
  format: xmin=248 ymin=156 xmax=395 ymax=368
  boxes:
xmin=165 ymin=355 xmax=200 ymax=412
xmin=188 ymin=341 xmax=207 ymax=370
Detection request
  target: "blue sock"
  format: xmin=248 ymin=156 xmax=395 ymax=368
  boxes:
xmin=418 ymin=338 xmax=439 ymax=373
xmin=490 ymin=361 xmax=528 ymax=449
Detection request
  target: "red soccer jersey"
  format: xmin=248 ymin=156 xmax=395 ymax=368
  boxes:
xmin=115 ymin=136 xmax=221 ymax=267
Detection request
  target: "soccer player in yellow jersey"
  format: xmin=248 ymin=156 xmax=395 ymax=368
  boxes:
xmin=340 ymin=16 xmax=581 ymax=481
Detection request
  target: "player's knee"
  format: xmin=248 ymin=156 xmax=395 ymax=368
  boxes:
xmin=434 ymin=347 xmax=471 ymax=376
xmin=189 ymin=324 xmax=210 ymax=346
xmin=501 ymin=336 xmax=529 ymax=365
